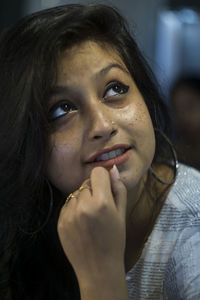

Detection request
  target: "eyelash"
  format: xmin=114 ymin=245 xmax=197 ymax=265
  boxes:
xmin=48 ymin=100 xmax=77 ymax=121
xmin=103 ymin=81 xmax=129 ymax=99
xmin=48 ymin=81 xmax=129 ymax=121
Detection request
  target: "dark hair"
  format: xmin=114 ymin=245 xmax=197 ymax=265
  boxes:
xmin=0 ymin=4 xmax=172 ymax=299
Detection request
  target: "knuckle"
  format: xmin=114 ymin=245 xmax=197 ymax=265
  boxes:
xmin=97 ymin=201 xmax=108 ymax=213
xmin=77 ymin=203 xmax=93 ymax=222
xmin=78 ymin=208 xmax=89 ymax=220
xmin=79 ymin=200 xmax=108 ymax=221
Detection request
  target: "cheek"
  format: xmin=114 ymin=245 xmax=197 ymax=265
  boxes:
xmin=124 ymin=101 xmax=155 ymax=157
xmin=47 ymin=132 xmax=77 ymax=166
xmin=48 ymin=144 xmax=74 ymax=172
xmin=46 ymin=144 xmax=73 ymax=183
xmin=123 ymin=101 xmax=154 ymax=134
xmin=45 ymin=133 xmax=82 ymax=194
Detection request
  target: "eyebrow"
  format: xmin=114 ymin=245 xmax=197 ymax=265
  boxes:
xmin=96 ymin=63 xmax=130 ymax=78
xmin=49 ymin=63 xmax=129 ymax=97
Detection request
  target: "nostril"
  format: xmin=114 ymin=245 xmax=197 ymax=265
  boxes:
xmin=111 ymin=129 xmax=117 ymax=137
xmin=89 ymin=123 xmax=118 ymax=140
xmin=93 ymin=135 xmax=102 ymax=139
xmin=93 ymin=130 xmax=116 ymax=140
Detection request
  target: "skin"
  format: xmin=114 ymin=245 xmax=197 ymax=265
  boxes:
xmin=46 ymin=41 xmax=155 ymax=199
xmin=45 ymin=41 xmax=156 ymax=299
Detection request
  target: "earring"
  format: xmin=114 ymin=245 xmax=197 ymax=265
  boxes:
xmin=150 ymin=128 xmax=179 ymax=185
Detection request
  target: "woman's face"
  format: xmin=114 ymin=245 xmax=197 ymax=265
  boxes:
xmin=46 ymin=41 xmax=155 ymax=195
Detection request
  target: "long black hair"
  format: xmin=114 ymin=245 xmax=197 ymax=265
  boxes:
xmin=0 ymin=4 xmax=172 ymax=299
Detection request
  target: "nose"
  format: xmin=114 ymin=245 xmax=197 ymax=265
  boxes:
xmin=86 ymin=102 xmax=117 ymax=141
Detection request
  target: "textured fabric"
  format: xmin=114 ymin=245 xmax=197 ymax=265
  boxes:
xmin=126 ymin=164 xmax=200 ymax=299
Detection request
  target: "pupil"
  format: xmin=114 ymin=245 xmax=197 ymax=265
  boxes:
xmin=114 ymin=84 xmax=123 ymax=93
xmin=62 ymin=104 xmax=70 ymax=112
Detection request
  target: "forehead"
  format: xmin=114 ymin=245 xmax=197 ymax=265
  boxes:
xmin=57 ymin=40 xmax=128 ymax=80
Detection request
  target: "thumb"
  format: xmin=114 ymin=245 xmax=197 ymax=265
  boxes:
xmin=109 ymin=164 xmax=127 ymax=218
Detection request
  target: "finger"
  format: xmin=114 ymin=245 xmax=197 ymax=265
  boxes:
xmin=90 ymin=167 xmax=113 ymax=202
xmin=65 ymin=178 xmax=91 ymax=207
xmin=64 ymin=190 xmax=79 ymax=209
xmin=109 ymin=165 xmax=127 ymax=217
xmin=79 ymin=178 xmax=92 ymax=194
xmin=80 ymin=178 xmax=91 ymax=188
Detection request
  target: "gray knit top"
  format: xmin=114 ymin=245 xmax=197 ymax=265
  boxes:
xmin=126 ymin=164 xmax=200 ymax=299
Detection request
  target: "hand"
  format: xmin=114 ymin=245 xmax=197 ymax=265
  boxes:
xmin=57 ymin=165 xmax=127 ymax=285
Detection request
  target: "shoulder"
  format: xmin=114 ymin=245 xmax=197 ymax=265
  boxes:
xmin=163 ymin=164 xmax=200 ymax=298
xmin=166 ymin=163 xmax=200 ymax=219
xmin=161 ymin=165 xmax=200 ymax=298
xmin=153 ymin=164 xmax=200 ymax=232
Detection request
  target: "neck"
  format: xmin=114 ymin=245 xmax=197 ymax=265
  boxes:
xmin=124 ymin=174 xmax=149 ymax=270
xmin=124 ymin=167 xmax=171 ymax=272
xmin=125 ymin=173 xmax=147 ymax=222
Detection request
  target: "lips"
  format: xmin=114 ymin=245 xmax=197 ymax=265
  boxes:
xmin=94 ymin=148 xmax=126 ymax=162
xmin=85 ymin=144 xmax=132 ymax=168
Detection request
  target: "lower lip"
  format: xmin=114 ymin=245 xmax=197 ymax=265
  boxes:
xmin=87 ymin=149 xmax=131 ymax=168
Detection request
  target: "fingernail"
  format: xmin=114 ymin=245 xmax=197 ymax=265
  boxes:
xmin=112 ymin=164 xmax=120 ymax=180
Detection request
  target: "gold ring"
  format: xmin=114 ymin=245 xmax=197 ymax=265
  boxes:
xmin=78 ymin=185 xmax=91 ymax=192
xmin=65 ymin=193 xmax=78 ymax=205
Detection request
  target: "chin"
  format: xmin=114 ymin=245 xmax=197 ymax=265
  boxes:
xmin=119 ymin=167 xmax=149 ymax=191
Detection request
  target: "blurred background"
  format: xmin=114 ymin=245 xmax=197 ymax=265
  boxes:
xmin=1 ymin=0 xmax=200 ymax=97
xmin=1 ymin=0 xmax=200 ymax=169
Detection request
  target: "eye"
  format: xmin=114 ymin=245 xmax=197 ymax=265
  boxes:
xmin=48 ymin=100 xmax=77 ymax=121
xmin=103 ymin=81 xmax=129 ymax=99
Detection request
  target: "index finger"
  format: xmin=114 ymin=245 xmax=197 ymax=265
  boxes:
xmin=80 ymin=178 xmax=91 ymax=191
xmin=90 ymin=167 xmax=113 ymax=201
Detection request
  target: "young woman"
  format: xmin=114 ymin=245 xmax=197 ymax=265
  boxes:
xmin=0 ymin=4 xmax=200 ymax=300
